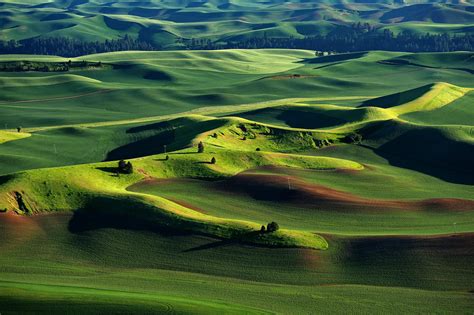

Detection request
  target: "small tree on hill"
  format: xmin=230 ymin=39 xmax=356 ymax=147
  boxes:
xmin=117 ymin=160 xmax=133 ymax=174
xmin=17 ymin=126 xmax=22 ymax=133
xmin=267 ymin=221 xmax=279 ymax=233
xmin=198 ymin=141 xmax=204 ymax=153
xmin=118 ymin=159 xmax=127 ymax=170
xmin=210 ymin=157 xmax=216 ymax=164
xmin=260 ymin=225 xmax=266 ymax=233
xmin=124 ymin=161 xmax=133 ymax=174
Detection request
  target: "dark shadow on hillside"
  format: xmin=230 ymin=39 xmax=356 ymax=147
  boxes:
xmin=0 ymin=174 xmax=13 ymax=186
xmin=234 ymin=108 xmax=346 ymax=129
xmin=341 ymin=234 xmax=474 ymax=289
xmin=300 ymin=52 xmax=367 ymax=64
xmin=276 ymin=109 xmax=347 ymax=128
xmin=373 ymin=129 xmax=474 ymax=185
xmin=143 ymin=70 xmax=173 ymax=81
xmin=183 ymin=231 xmax=269 ymax=252
xmin=105 ymin=130 xmax=176 ymax=161
xmin=68 ymin=197 xmax=190 ymax=237
xmin=379 ymin=59 xmax=474 ymax=75
xmin=183 ymin=239 xmax=234 ymax=252
xmin=95 ymin=167 xmax=120 ymax=177
xmin=359 ymin=84 xmax=432 ymax=108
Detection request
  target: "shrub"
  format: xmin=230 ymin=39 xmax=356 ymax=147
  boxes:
xmin=165 ymin=155 xmax=169 ymax=161
xmin=210 ymin=157 xmax=216 ymax=164
xmin=260 ymin=225 xmax=266 ymax=233
xmin=118 ymin=159 xmax=127 ymax=170
xmin=17 ymin=126 xmax=22 ymax=133
xmin=198 ymin=141 xmax=204 ymax=153
xmin=256 ymin=148 xmax=261 ymax=151
xmin=124 ymin=162 xmax=133 ymax=174
xmin=238 ymin=124 xmax=247 ymax=132
xmin=267 ymin=221 xmax=279 ymax=233
xmin=118 ymin=160 xmax=133 ymax=174
xmin=343 ymin=133 xmax=363 ymax=144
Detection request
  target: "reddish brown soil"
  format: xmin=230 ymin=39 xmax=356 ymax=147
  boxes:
xmin=168 ymin=198 xmax=208 ymax=214
xmin=129 ymin=172 xmax=474 ymax=213
xmin=219 ymin=173 xmax=474 ymax=212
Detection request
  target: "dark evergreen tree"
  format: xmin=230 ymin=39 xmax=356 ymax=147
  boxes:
xmin=267 ymin=222 xmax=280 ymax=233
xmin=197 ymin=141 xmax=204 ymax=153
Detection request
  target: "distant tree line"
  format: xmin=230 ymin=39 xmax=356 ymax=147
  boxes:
xmin=0 ymin=24 xmax=472 ymax=57
xmin=0 ymin=60 xmax=103 ymax=72
xmin=0 ymin=35 xmax=158 ymax=57
xmin=185 ymin=28 xmax=474 ymax=53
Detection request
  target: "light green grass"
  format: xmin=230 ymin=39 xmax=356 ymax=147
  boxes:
xmin=0 ymin=130 xmax=30 ymax=144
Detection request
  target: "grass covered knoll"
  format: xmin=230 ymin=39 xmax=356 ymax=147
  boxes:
xmin=0 ymin=147 xmax=363 ymax=249
xmin=361 ymin=82 xmax=472 ymax=115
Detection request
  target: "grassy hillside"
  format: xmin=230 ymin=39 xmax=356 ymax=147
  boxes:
xmin=0 ymin=0 xmax=473 ymax=47
xmin=0 ymin=49 xmax=473 ymax=313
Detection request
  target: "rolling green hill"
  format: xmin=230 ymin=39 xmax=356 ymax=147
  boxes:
xmin=0 ymin=49 xmax=473 ymax=313
xmin=0 ymin=0 xmax=473 ymax=48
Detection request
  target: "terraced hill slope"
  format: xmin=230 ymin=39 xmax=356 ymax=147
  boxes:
xmin=0 ymin=50 xmax=473 ymax=313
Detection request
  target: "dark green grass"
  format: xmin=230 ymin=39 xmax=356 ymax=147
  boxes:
xmin=0 ymin=214 xmax=472 ymax=313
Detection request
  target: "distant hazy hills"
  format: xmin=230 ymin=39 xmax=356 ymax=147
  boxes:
xmin=1 ymin=0 xmax=473 ymax=48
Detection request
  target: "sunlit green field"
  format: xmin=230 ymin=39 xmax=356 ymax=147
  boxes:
xmin=0 ymin=49 xmax=473 ymax=313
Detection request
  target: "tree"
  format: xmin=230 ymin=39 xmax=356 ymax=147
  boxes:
xmin=118 ymin=159 xmax=126 ymax=170
xmin=210 ymin=157 xmax=216 ymax=164
xmin=124 ymin=161 xmax=133 ymax=174
xmin=118 ymin=160 xmax=133 ymax=174
xmin=165 ymin=155 xmax=169 ymax=161
xmin=260 ymin=225 xmax=266 ymax=233
xmin=16 ymin=126 xmax=22 ymax=133
xmin=267 ymin=221 xmax=279 ymax=233
xmin=197 ymin=141 xmax=204 ymax=153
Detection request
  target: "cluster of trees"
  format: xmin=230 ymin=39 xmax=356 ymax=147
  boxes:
xmin=0 ymin=60 xmax=102 ymax=72
xmin=184 ymin=29 xmax=474 ymax=53
xmin=0 ymin=35 xmax=157 ymax=57
xmin=1 ymin=24 xmax=472 ymax=57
